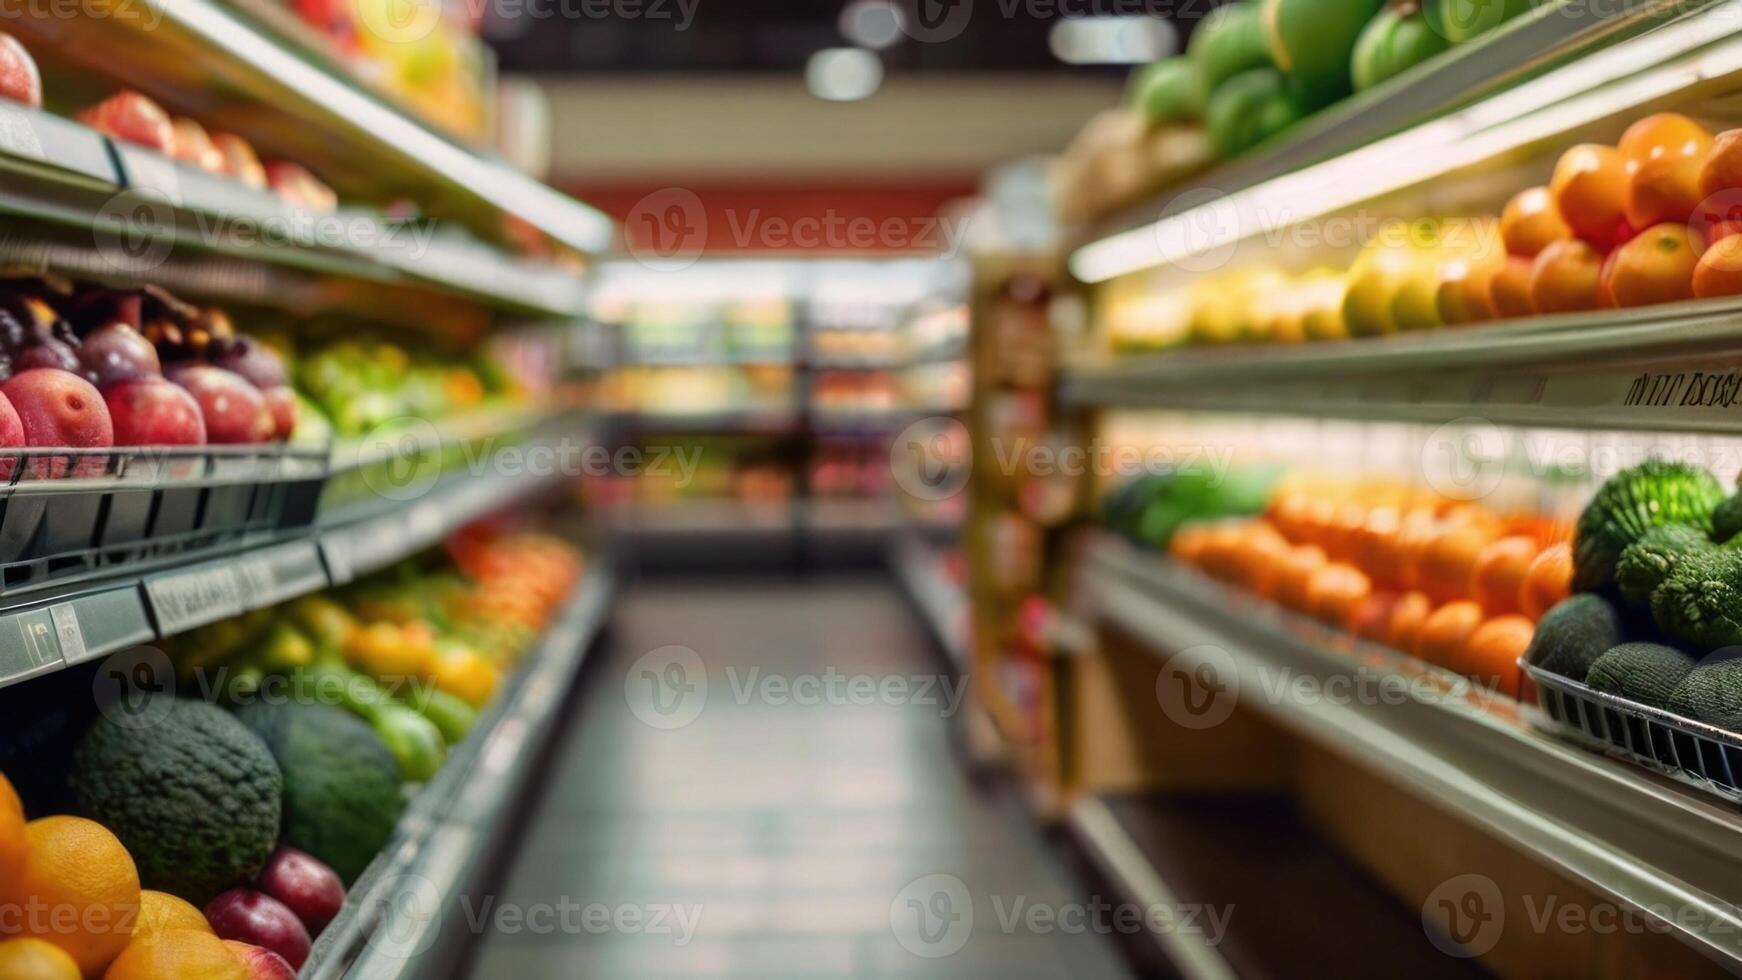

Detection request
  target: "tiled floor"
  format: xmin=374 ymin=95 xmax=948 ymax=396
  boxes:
xmin=466 ymin=577 xmax=1134 ymax=978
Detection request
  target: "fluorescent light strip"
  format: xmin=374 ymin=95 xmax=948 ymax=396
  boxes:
xmin=1070 ymin=0 xmax=1742 ymax=284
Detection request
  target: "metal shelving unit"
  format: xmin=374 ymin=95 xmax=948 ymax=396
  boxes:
xmin=302 ymin=560 xmax=616 ymax=980
xmin=1077 ymin=531 xmax=1742 ymax=971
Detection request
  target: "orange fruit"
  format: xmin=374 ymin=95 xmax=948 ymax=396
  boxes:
xmin=1693 ymin=234 xmax=1742 ymax=299
xmin=1457 ymin=614 xmax=1533 ymax=698
xmin=1470 ymin=536 xmax=1539 ymax=616
xmin=0 ymin=937 xmax=80 ymax=980
xmin=1306 ymin=563 xmax=1372 ymax=627
xmin=1349 ymin=592 xmax=1402 ymax=642
xmin=1499 ymin=186 xmax=1571 ymax=258
xmin=133 ymin=892 xmax=211 ymax=944
xmin=1273 ymin=544 xmax=1329 ymax=613
xmin=1528 ymin=238 xmax=1603 ymax=313
xmin=1386 ymin=591 xmax=1434 ymax=652
xmin=0 ymin=773 xmax=24 ymax=888
xmin=103 ymin=930 xmax=246 ymax=980
xmin=1625 ymin=151 xmax=1708 ymax=229
xmin=1519 ymin=543 xmax=1573 ymax=621
xmin=0 ymin=816 xmax=140 ymax=976
xmin=1417 ymin=524 xmax=1498 ymax=604
xmin=1414 ymin=600 xmax=1485 ymax=668
xmin=1604 ymin=222 xmax=1702 ymax=307
xmin=1618 ymin=112 xmax=1714 ymax=165
xmin=1229 ymin=524 xmax=1291 ymax=598
xmin=1169 ymin=525 xmax=1212 ymax=564
xmin=1699 ymin=128 xmax=1742 ymax=196
xmin=1488 ymin=255 xmax=1538 ymax=318
xmin=432 ymin=647 xmax=500 ymax=707
xmin=1435 ymin=257 xmax=1497 ymax=324
xmin=1550 ymin=144 xmax=1629 ymax=246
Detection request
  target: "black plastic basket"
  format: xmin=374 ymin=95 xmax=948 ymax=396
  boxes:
xmin=1520 ymin=659 xmax=1742 ymax=803
xmin=0 ymin=445 xmax=328 ymax=593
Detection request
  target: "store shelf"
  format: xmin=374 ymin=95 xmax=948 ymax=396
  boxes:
xmin=602 ymin=499 xmax=795 ymax=536
xmin=10 ymin=0 xmax=613 ymax=260
xmin=303 ymin=560 xmax=616 ymax=980
xmin=0 ymin=429 xmax=574 ymax=691
xmin=1070 ymin=0 xmax=1742 ymax=283
xmin=1061 ymin=297 xmax=1742 ymax=433
xmin=1077 ymin=530 xmax=1742 ymax=969
xmin=887 ymin=532 xmax=967 ymax=674
xmin=604 ymin=410 xmax=799 ymax=435
xmin=1068 ymin=793 xmax=1484 ymax=979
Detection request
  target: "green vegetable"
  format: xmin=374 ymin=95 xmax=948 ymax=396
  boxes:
xmin=1713 ymin=492 xmax=1742 ymax=545
xmin=1573 ymin=460 xmax=1723 ymax=593
xmin=1614 ymin=524 xmax=1713 ymax=610
xmin=1425 ymin=0 xmax=1531 ymax=43
xmin=71 ymin=697 xmax=282 ymax=903
xmin=1129 ymin=57 xmax=1202 ymax=124
xmin=1525 ymin=594 xmax=1624 ymax=683
xmin=1204 ymin=66 xmax=1306 ymax=158
xmin=1189 ymin=3 xmax=1273 ymax=95
xmin=1586 ymin=642 xmax=1697 ymax=709
xmin=1262 ymin=0 xmax=1379 ymax=104
xmin=407 ymin=687 xmax=477 ymax=744
xmin=294 ymin=659 xmax=446 ymax=783
xmin=1668 ymin=658 xmax=1742 ymax=730
xmin=1651 ymin=547 xmax=1742 ymax=651
xmin=235 ymin=700 xmax=405 ymax=883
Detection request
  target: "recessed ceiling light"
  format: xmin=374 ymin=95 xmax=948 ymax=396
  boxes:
xmin=839 ymin=0 xmax=905 ymax=50
xmin=806 ymin=48 xmax=884 ymax=102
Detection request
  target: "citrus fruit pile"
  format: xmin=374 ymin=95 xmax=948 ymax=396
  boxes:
xmin=1169 ymin=475 xmax=1573 ymax=697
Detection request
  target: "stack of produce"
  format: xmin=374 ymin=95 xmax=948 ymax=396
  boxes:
xmin=1527 ymin=459 xmax=1742 ymax=736
xmin=1102 ymin=464 xmax=1282 ymax=545
xmin=0 ymin=527 xmax=582 ymax=978
xmin=1166 ymin=473 xmax=1572 ymax=697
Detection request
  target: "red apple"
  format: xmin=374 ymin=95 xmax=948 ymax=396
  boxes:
xmin=104 ymin=376 xmax=205 ymax=446
xmin=0 ymin=368 xmax=113 ymax=478
xmin=0 ymin=33 xmax=42 ymax=108
xmin=262 ymin=386 xmax=295 ymax=440
xmin=205 ymin=888 xmax=312 ymax=969
xmin=213 ymin=337 xmax=287 ymax=389
xmin=170 ymin=116 xmax=225 ymax=173
xmin=78 ymin=91 xmax=176 ymax=154
xmin=211 ymin=132 xmax=267 ymax=189
xmin=223 ymin=941 xmax=297 ymax=980
xmin=167 ymin=365 xmax=271 ymax=444
xmin=0 ymin=388 xmax=24 ymax=480
xmin=265 ymin=161 xmax=337 ymax=211
xmin=256 ymin=846 xmax=345 ymax=936
xmin=80 ymin=321 xmax=161 ymax=386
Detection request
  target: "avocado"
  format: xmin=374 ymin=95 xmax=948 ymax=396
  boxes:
xmin=1425 ymin=0 xmax=1531 ymax=43
xmin=1351 ymin=6 xmax=1448 ymax=91
xmin=1129 ymin=57 xmax=1202 ymax=124
xmin=1650 ymin=547 xmax=1742 ymax=651
xmin=1614 ymin=524 xmax=1713 ymax=611
xmin=1188 ymin=3 xmax=1273 ymax=97
xmin=1574 ymin=460 xmax=1724 ymax=593
xmin=1586 ymin=642 xmax=1698 ymax=709
xmin=71 ymin=697 xmax=282 ymax=903
xmin=235 ymin=700 xmax=405 ymax=883
xmin=1262 ymin=0 xmax=1380 ymax=104
xmin=1668 ymin=657 xmax=1742 ymax=731
xmin=1525 ymin=593 xmax=1625 ymax=683
xmin=1203 ymin=66 xmax=1306 ymax=158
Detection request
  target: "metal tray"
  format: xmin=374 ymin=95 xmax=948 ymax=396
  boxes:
xmin=1521 ymin=659 xmax=1742 ymax=804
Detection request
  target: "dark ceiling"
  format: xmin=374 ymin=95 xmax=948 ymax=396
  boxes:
xmin=486 ymin=0 xmax=1207 ymax=73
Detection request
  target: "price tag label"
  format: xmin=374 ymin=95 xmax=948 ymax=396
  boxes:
xmin=0 ymin=104 xmax=44 ymax=161
xmin=49 ymin=603 xmax=87 ymax=665
xmin=124 ymin=150 xmax=183 ymax=206
xmin=323 ymin=536 xmax=355 ymax=585
xmin=233 ymin=557 xmax=276 ymax=607
xmin=146 ymin=565 xmax=244 ymax=636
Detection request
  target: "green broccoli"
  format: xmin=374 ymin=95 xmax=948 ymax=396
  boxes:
xmin=1712 ymin=491 xmax=1742 ymax=545
xmin=1615 ymin=524 xmax=1713 ymax=610
xmin=1651 ymin=547 xmax=1742 ymax=651
xmin=1574 ymin=460 xmax=1723 ymax=592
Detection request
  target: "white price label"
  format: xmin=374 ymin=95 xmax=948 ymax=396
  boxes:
xmin=0 ymin=105 xmax=43 ymax=160
xmin=146 ymin=566 xmax=243 ymax=635
xmin=49 ymin=603 xmax=87 ymax=664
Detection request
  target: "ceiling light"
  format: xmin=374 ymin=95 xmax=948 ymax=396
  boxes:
xmin=840 ymin=0 xmax=905 ymax=50
xmin=806 ymin=48 xmax=884 ymax=102
xmin=1049 ymin=16 xmax=1177 ymax=66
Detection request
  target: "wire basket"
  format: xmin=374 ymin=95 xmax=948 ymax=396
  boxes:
xmin=1520 ymin=659 xmax=1742 ymax=804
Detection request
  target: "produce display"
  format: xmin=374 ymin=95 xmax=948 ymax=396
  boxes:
xmin=1140 ymin=470 xmax=1572 ymax=697
xmin=1058 ymin=0 xmax=1523 ymax=224
xmin=0 ymin=525 xmax=582 ymax=977
xmin=1102 ymin=111 xmax=1742 ymax=352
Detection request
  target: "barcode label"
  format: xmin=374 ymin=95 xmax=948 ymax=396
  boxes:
xmin=146 ymin=566 xmax=244 ymax=635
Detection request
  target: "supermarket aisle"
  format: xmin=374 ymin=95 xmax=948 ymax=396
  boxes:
xmin=466 ymin=577 xmax=1133 ymax=978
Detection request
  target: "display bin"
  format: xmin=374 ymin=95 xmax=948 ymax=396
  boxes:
xmin=0 ymin=445 xmax=327 ymax=592
xmin=1523 ymin=659 xmax=1742 ymax=805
